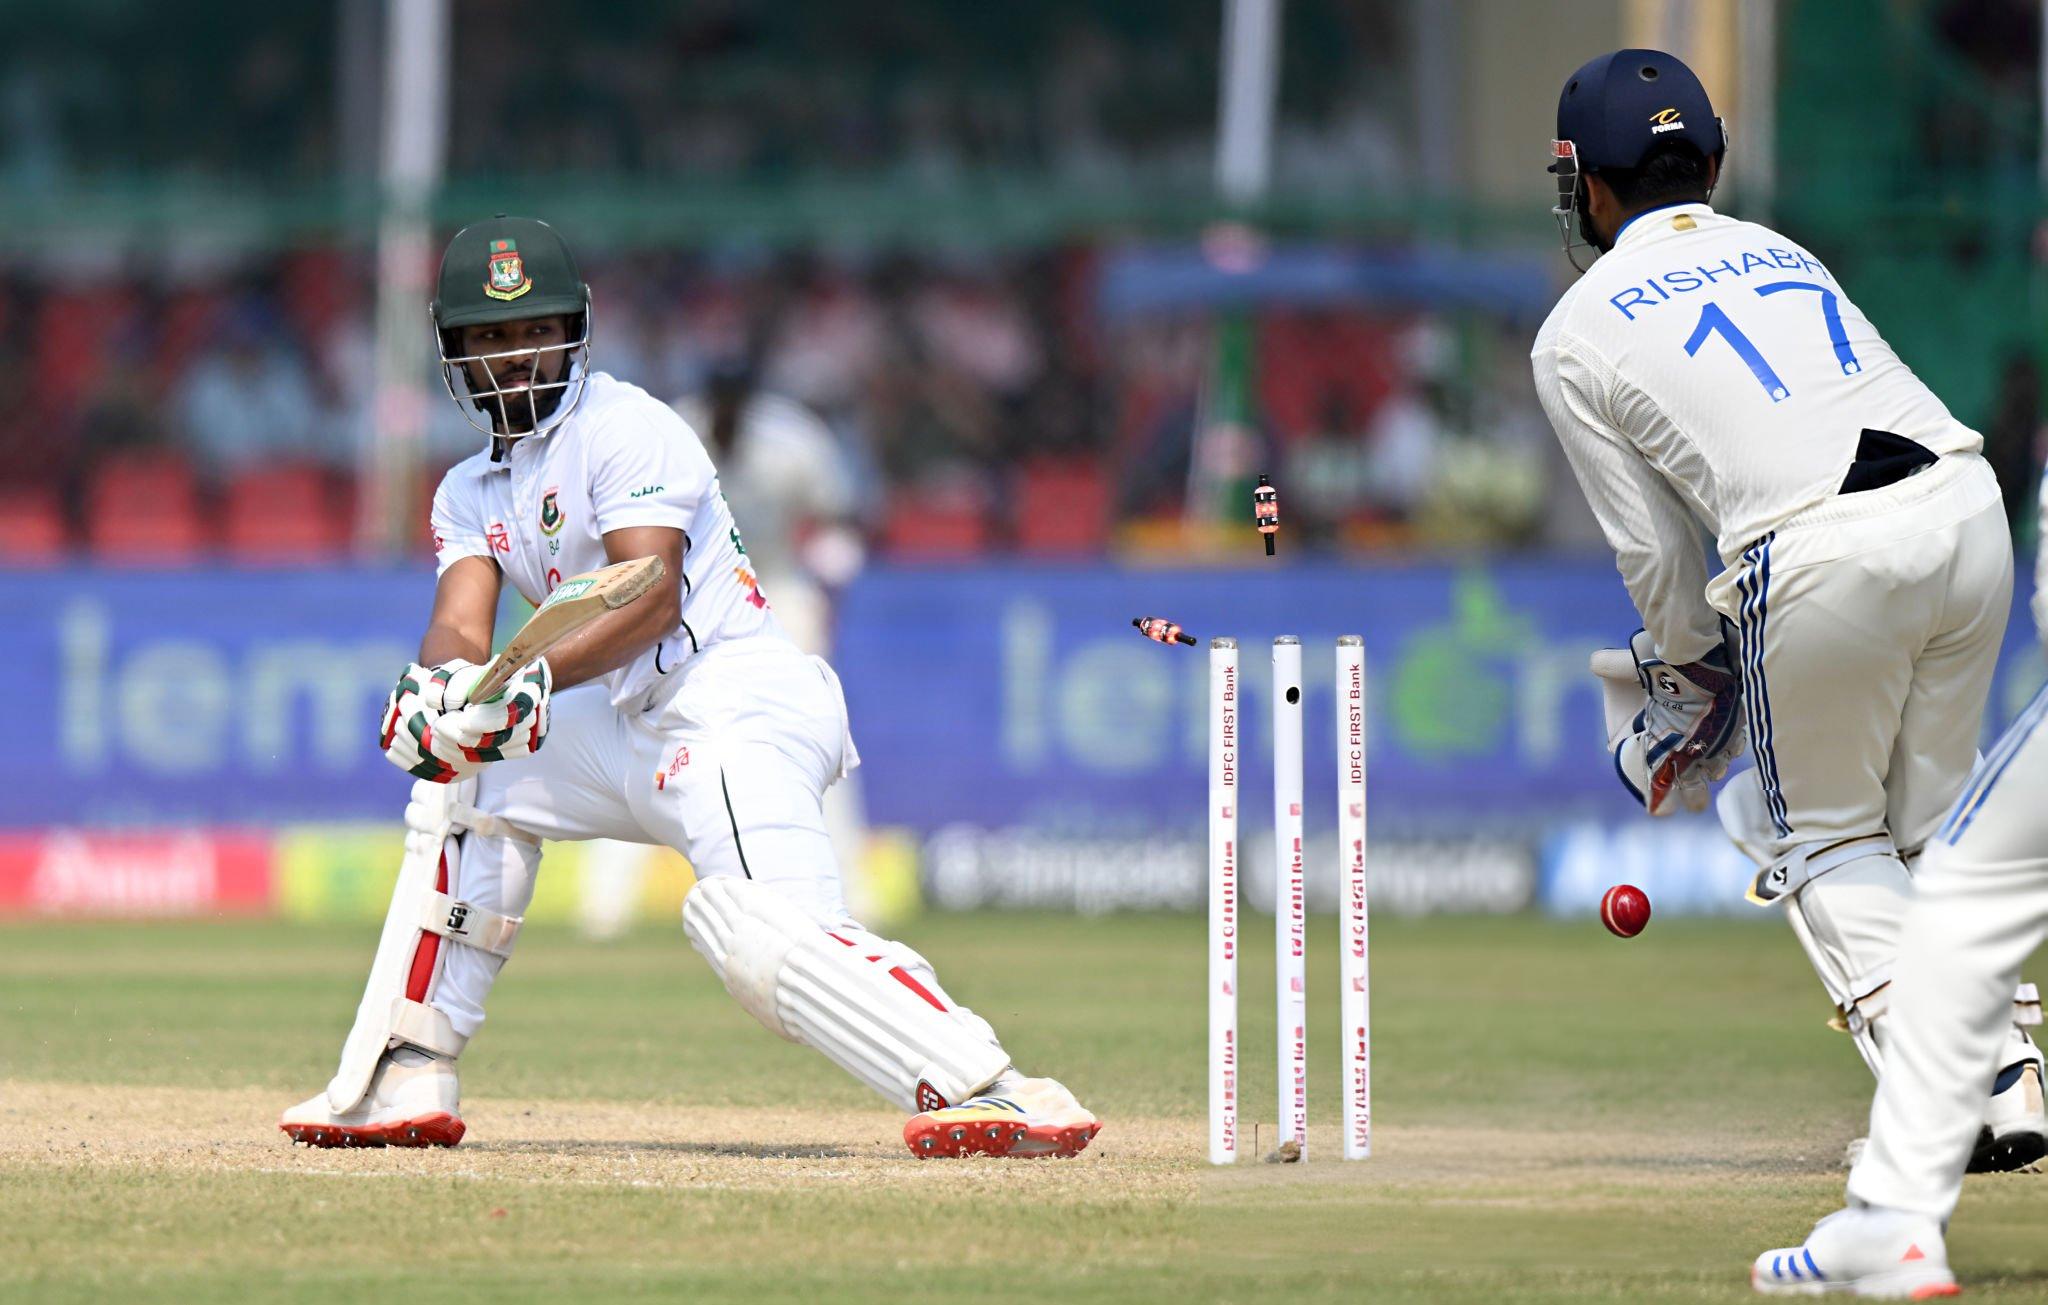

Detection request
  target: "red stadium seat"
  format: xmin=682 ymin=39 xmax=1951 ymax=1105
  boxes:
xmin=881 ymin=486 xmax=990 ymax=559
xmin=86 ymin=450 xmax=208 ymax=562
xmin=36 ymin=288 xmax=138 ymax=416
xmin=223 ymin=463 xmax=350 ymax=561
xmin=152 ymin=291 xmax=224 ymax=384
xmin=0 ymin=484 xmax=70 ymax=563
xmin=1013 ymin=457 xmax=1110 ymax=555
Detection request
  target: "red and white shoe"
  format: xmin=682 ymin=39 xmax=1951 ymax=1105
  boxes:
xmin=904 ymin=1075 xmax=1100 ymax=1159
xmin=280 ymin=1047 xmax=465 ymax=1148
xmin=1752 ymin=1207 xmax=1958 ymax=1298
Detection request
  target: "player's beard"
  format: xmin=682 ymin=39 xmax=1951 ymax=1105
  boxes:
xmin=495 ymin=386 xmax=541 ymax=435
xmin=477 ymin=362 xmax=567 ymax=435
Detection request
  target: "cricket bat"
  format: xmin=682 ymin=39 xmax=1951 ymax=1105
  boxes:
xmin=469 ymin=555 xmax=667 ymax=702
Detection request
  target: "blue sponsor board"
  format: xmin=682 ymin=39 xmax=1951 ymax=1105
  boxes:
xmin=1538 ymin=814 xmax=1761 ymax=919
xmin=838 ymin=560 xmax=2048 ymax=839
xmin=0 ymin=567 xmax=431 ymax=825
xmin=2 ymin=561 xmax=2043 ymax=835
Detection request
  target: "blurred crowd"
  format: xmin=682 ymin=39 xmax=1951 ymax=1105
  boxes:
xmin=3 ymin=1 xmax=1402 ymax=194
xmin=12 ymin=0 xmax=2043 ymax=563
xmin=3 ymin=0 xmax=1590 ymax=563
xmin=0 ymin=240 xmax=1582 ymax=562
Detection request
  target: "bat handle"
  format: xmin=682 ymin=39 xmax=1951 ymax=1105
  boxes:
xmin=467 ymin=655 xmax=513 ymax=705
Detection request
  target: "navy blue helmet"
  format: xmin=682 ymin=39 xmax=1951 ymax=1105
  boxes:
xmin=1550 ymin=49 xmax=1727 ymax=267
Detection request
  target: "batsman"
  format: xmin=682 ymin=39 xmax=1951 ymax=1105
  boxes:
xmin=280 ymin=216 xmax=1100 ymax=1159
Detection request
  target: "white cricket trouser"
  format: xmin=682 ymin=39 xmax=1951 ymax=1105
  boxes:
xmin=1848 ymin=685 xmax=2048 ymax=1220
xmin=759 ymin=570 xmax=876 ymax=916
xmin=424 ymin=634 xmax=991 ymax=1055
xmin=1705 ymin=453 xmax=2010 ymax=858
xmin=1704 ymin=453 xmax=2013 ymax=1068
xmin=574 ymin=570 xmax=876 ymax=933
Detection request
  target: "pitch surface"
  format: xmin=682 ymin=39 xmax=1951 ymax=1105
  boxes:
xmin=4 ymin=913 xmax=2045 ymax=1302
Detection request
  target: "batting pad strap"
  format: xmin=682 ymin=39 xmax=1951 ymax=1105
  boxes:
xmin=1747 ymin=833 xmax=1897 ymax=905
xmin=1829 ymin=995 xmax=1890 ymax=1038
xmin=418 ymin=892 xmax=521 ymax=958
xmin=388 ymin=996 xmax=468 ymax=1059
xmin=1830 ymin=984 xmax=2043 ymax=1035
xmin=403 ymin=779 xmax=465 ymax=838
xmin=2017 ymin=983 xmax=2043 ymax=1027
xmin=450 ymin=802 xmax=541 ymax=846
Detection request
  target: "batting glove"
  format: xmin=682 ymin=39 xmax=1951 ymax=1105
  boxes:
xmin=380 ymin=666 xmax=485 ymax=784
xmin=435 ymin=659 xmax=552 ymax=763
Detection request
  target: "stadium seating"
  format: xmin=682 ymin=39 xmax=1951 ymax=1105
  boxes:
xmin=222 ymin=463 xmax=350 ymax=561
xmin=880 ymin=485 xmax=990 ymax=559
xmin=0 ymin=485 xmax=69 ymax=564
xmin=85 ymin=450 xmax=208 ymax=562
xmin=1012 ymin=457 xmax=1110 ymax=555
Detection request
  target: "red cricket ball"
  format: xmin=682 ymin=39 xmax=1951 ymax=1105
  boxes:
xmin=1600 ymin=883 xmax=1651 ymax=938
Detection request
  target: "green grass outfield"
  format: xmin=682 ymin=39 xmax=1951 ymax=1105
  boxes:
xmin=4 ymin=912 xmax=2046 ymax=1303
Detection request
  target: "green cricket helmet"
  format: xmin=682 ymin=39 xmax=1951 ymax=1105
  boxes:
xmin=430 ymin=215 xmax=593 ymax=444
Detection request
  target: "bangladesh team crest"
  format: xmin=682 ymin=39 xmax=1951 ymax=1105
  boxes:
xmin=484 ymin=238 xmax=532 ymax=302
xmin=539 ymin=488 xmax=563 ymax=535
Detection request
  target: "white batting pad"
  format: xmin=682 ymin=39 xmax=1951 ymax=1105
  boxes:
xmin=1786 ymin=852 xmax=1908 ymax=1021
xmin=683 ymin=875 xmax=1009 ymax=1112
xmin=1717 ymin=769 xmax=1900 ymax=1069
xmin=325 ymin=778 xmax=532 ymax=1112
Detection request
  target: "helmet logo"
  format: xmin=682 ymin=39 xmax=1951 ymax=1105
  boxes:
xmin=1649 ymin=107 xmax=1685 ymax=135
xmin=484 ymin=238 xmax=533 ymax=301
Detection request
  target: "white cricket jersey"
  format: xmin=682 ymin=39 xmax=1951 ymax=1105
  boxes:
xmin=431 ymin=371 xmax=779 ymax=710
xmin=1532 ymin=202 xmax=1981 ymax=661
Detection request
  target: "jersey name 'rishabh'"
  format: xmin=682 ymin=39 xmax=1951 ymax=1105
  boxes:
xmin=431 ymin=371 xmax=780 ymax=712
xmin=1603 ymin=244 xmax=1833 ymax=322
xmin=1530 ymin=202 xmax=1981 ymax=660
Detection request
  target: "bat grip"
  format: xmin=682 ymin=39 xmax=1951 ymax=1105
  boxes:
xmin=467 ymin=656 xmax=514 ymax=704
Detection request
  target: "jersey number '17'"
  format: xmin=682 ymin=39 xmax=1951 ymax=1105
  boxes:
xmin=1682 ymin=281 xmax=1861 ymax=403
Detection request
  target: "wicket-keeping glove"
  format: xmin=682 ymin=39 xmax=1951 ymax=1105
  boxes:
xmin=1589 ymin=630 xmax=1744 ymax=816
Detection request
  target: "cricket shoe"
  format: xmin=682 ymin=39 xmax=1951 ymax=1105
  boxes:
xmin=1752 ymin=1207 xmax=1957 ymax=1298
xmin=1971 ymin=1053 xmax=2047 ymax=1173
xmin=279 ymin=1047 xmax=464 ymax=1148
xmin=904 ymin=1075 xmax=1100 ymax=1159
xmin=1841 ymin=1054 xmax=2048 ymax=1175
